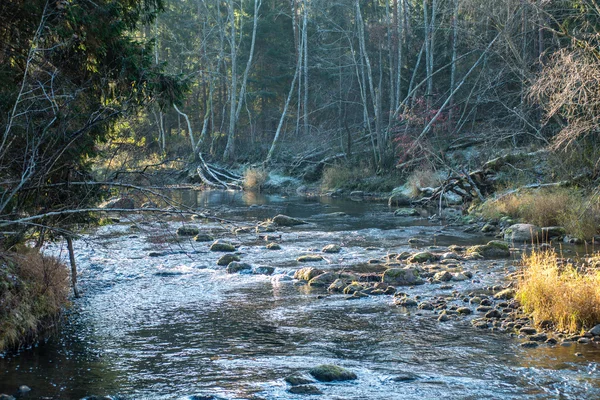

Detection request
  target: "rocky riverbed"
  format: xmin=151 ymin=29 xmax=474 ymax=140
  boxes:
xmin=1 ymin=190 xmax=599 ymax=399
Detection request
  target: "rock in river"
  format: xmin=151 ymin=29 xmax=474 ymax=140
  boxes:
xmin=294 ymin=267 xmax=324 ymax=281
xmin=382 ymin=267 xmax=424 ymax=286
xmin=504 ymin=223 xmax=542 ymax=243
xmin=226 ymin=262 xmax=252 ymax=274
xmin=177 ymin=226 xmax=200 ymax=236
xmin=322 ymin=244 xmax=341 ymax=253
xmin=308 ymin=272 xmax=337 ymax=287
xmin=466 ymin=241 xmax=510 ymax=258
xmin=194 ymin=233 xmax=214 ymax=242
xmin=210 ymin=240 xmax=236 ymax=252
xmin=217 ymin=254 xmax=240 ymax=266
xmin=288 ymin=385 xmax=322 ymax=395
xmin=297 ymin=254 xmax=324 ymax=262
xmin=407 ymin=251 xmax=436 ymax=263
xmin=309 ymin=364 xmax=357 ymax=382
xmin=272 ymin=214 xmax=306 ymax=227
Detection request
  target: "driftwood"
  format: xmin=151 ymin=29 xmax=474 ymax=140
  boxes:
xmin=196 ymin=152 xmax=242 ymax=190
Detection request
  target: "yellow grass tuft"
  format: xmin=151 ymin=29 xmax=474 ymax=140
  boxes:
xmin=243 ymin=168 xmax=268 ymax=191
xmin=518 ymin=249 xmax=600 ymax=333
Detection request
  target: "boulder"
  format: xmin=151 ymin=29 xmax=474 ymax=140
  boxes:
xmin=256 ymin=221 xmax=277 ymax=233
xmin=297 ymin=254 xmax=324 ymax=262
xmin=285 ymin=375 xmax=314 ymax=386
xmin=394 ymin=297 xmax=418 ymax=307
xmin=322 ymin=244 xmax=341 ymax=253
xmin=217 ymin=254 xmax=240 ymax=266
xmin=343 ymin=282 xmax=364 ymax=294
xmin=194 ymin=233 xmax=214 ymax=242
xmin=407 ymin=252 xmax=436 ymax=263
xmin=272 ymin=214 xmax=306 ymax=227
xmin=253 ymin=266 xmax=275 ymax=275
xmin=589 ymin=324 xmax=600 ymax=336
xmin=287 ymin=385 xmax=322 ymax=395
xmin=382 ymin=267 xmax=424 ymax=286
xmin=504 ymin=223 xmax=541 ymax=243
xmin=308 ymin=272 xmax=337 ymax=287
xmin=226 ymin=262 xmax=252 ymax=274
xmin=394 ymin=208 xmax=419 ymax=217
xmin=294 ymin=267 xmax=324 ymax=281
xmin=328 ymin=279 xmax=346 ymax=293
xmin=466 ymin=241 xmax=510 ymax=258
xmin=433 ymin=271 xmax=453 ymax=282
xmin=388 ymin=185 xmax=413 ymax=207
xmin=309 ymin=364 xmax=357 ymax=382
xmin=266 ymin=242 xmax=281 ymax=250
xmin=494 ymin=288 xmax=516 ymax=300
xmin=210 ymin=240 xmax=236 ymax=252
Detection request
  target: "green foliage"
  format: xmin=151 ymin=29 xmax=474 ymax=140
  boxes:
xmin=0 ymin=0 xmax=183 ymax=245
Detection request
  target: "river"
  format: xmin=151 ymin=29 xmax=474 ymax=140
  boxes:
xmin=1 ymin=190 xmax=599 ymax=399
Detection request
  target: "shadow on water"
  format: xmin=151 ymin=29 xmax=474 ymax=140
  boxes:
xmin=1 ymin=190 xmax=599 ymax=399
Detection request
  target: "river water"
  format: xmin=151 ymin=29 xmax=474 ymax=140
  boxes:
xmin=1 ymin=190 xmax=599 ymax=399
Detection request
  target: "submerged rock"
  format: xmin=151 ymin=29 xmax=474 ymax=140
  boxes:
xmin=177 ymin=226 xmax=199 ymax=236
xmin=294 ymin=267 xmax=324 ymax=281
xmin=194 ymin=233 xmax=214 ymax=242
xmin=253 ymin=266 xmax=275 ymax=275
xmin=266 ymin=242 xmax=281 ymax=250
xmin=287 ymin=385 xmax=322 ymax=395
xmin=217 ymin=254 xmax=240 ymax=266
xmin=394 ymin=208 xmax=419 ymax=217
xmin=309 ymin=364 xmax=357 ymax=382
xmin=209 ymin=240 xmax=236 ymax=252
xmin=272 ymin=214 xmax=306 ymax=227
xmin=328 ymin=278 xmax=346 ymax=293
xmin=433 ymin=271 xmax=453 ymax=282
xmin=225 ymin=262 xmax=252 ymax=274
xmin=308 ymin=272 xmax=337 ymax=287
xmin=322 ymin=244 xmax=341 ymax=253
xmin=285 ymin=375 xmax=314 ymax=386
xmin=466 ymin=241 xmax=510 ymax=258
xmin=407 ymin=252 xmax=436 ymax=263
xmin=297 ymin=254 xmax=324 ymax=262
xmin=382 ymin=267 xmax=424 ymax=286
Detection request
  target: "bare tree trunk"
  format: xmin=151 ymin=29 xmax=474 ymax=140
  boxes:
xmin=66 ymin=236 xmax=80 ymax=298
xmin=449 ymin=0 xmax=458 ymax=127
xmin=223 ymin=0 xmax=238 ymax=161
xmin=423 ymin=0 xmax=432 ymax=109
xmin=302 ymin=0 xmax=309 ymax=137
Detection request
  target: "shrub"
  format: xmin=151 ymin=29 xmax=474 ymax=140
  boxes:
xmin=0 ymin=251 xmax=69 ymax=351
xmin=243 ymin=167 xmax=269 ymax=191
xmin=518 ymin=250 xmax=600 ymax=333
xmin=320 ymin=162 xmax=398 ymax=192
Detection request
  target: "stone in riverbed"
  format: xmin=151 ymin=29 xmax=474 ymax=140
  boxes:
xmin=394 ymin=297 xmax=418 ymax=307
xmin=177 ymin=226 xmax=200 ymax=236
xmin=194 ymin=233 xmax=214 ymax=242
xmin=504 ymin=223 xmax=542 ymax=243
xmin=433 ymin=271 xmax=453 ymax=282
xmin=394 ymin=208 xmax=419 ymax=217
xmin=287 ymin=385 xmax=322 ymax=395
xmin=322 ymin=244 xmax=341 ymax=253
xmin=297 ymin=254 xmax=324 ymax=262
xmin=382 ymin=267 xmax=424 ymax=286
xmin=308 ymin=272 xmax=337 ymax=287
xmin=294 ymin=267 xmax=324 ymax=281
xmin=343 ymin=282 xmax=364 ymax=294
xmin=225 ymin=262 xmax=252 ymax=274
xmin=485 ymin=309 xmax=502 ymax=319
xmin=272 ymin=214 xmax=306 ymax=227
xmin=520 ymin=341 xmax=539 ymax=348
xmin=309 ymin=364 xmax=357 ymax=382
xmin=210 ymin=240 xmax=236 ymax=252
xmin=266 ymin=242 xmax=281 ymax=250
xmin=494 ymin=288 xmax=516 ymax=300
xmin=253 ymin=266 xmax=275 ymax=275
xmin=466 ymin=241 xmax=510 ymax=258
xmin=285 ymin=375 xmax=314 ymax=386
xmin=217 ymin=254 xmax=240 ymax=266
xmin=407 ymin=251 xmax=436 ymax=263
xmin=457 ymin=307 xmax=472 ymax=315
xmin=438 ymin=311 xmax=450 ymax=322
xmin=589 ymin=324 xmax=600 ymax=336
xmin=520 ymin=326 xmax=537 ymax=335
xmin=328 ymin=279 xmax=346 ymax=293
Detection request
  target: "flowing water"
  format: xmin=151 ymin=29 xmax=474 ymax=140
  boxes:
xmin=1 ymin=191 xmax=599 ymax=399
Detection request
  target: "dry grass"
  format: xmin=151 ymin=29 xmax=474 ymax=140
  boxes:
xmin=479 ymin=187 xmax=600 ymax=239
xmin=0 ymin=250 xmax=69 ymax=351
xmin=405 ymin=168 xmax=442 ymax=198
xmin=518 ymin=249 xmax=600 ymax=333
xmin=320 ymin=163 xmax=398 ymax=192
xmin=243 ymin=167 xmax=269 ymax=191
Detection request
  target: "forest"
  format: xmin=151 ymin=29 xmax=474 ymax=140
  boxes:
xmin=1 ymin=1 xmax=600 ymax=398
